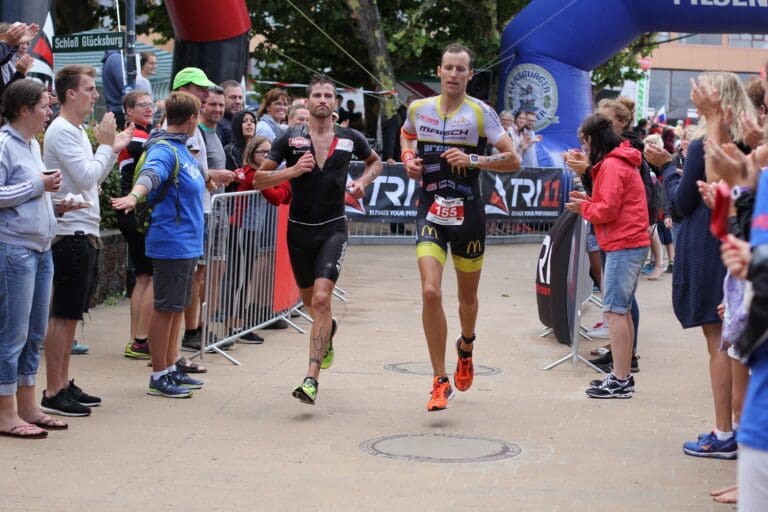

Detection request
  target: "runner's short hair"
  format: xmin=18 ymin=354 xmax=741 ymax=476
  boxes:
xmin=442 ymin=43 xmax=474 ymax=69
xmin=307 ymin=74 xmax=336 ymax=97
xmin=55 ymin=65 xmax=96 ymax=105
xmin=165 ymin=91 xmax=201 ymax=126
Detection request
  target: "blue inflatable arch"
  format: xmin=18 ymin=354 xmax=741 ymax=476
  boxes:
xmin=497 ymin=0 xmax=768 ymax=167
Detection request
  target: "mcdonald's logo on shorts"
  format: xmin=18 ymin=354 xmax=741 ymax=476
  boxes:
xmin=466 ymin=239 xmax=482 ymax=255
xmin=421 ymin=224 xmax=439 ymax=239
xmin=451 ymin=165 xmax=469 ymax=178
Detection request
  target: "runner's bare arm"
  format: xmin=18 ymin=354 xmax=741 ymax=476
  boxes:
xmin=441 ymin=134 xmax=520 ymax=173
xmin=348 ymin=150 xmax=383 ymax=199
xmin=400 ymin=127 xmax=424 ymax=180
xmin=252 ymin=153 xmax=314 ymax=190
xmin=481 ymin=133 xmax=521 ymax=172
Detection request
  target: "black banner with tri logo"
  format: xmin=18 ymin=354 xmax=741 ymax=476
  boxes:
xmin=345 ymin=162 xmax=569 ymax=222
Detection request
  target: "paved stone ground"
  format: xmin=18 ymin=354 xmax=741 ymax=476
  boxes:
xmin=2 ymin=244 xmax=736 ymax=512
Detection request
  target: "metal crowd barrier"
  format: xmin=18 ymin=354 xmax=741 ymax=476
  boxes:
xmin=196 ymin=190 xmax=303 ymax=366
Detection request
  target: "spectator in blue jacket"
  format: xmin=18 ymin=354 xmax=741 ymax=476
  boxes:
xmin=112 ymin=91 xmax=216 ymax=399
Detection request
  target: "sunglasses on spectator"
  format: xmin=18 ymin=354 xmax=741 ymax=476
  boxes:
xmin=134 ymin=102 xmax=153 ymax=109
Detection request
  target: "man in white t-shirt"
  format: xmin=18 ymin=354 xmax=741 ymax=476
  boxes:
xmin=42 ymin=64 xmax=132 ymax=417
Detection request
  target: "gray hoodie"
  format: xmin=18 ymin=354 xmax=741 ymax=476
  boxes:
xmin=0 ymin=124 xmax=57 ymax=252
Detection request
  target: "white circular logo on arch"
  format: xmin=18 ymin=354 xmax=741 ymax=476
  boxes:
xmin=504 ymin=63 xmax=559 ymax=131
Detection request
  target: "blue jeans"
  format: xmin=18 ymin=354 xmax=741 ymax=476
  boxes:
xmin=602 ymin=247 xmax=647 ymax=315
xmin=0 ymin=242 xmax=53 ymax=395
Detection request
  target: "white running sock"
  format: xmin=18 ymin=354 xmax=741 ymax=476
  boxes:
xmin=152 ymin=369 xmax=169 ymax=380
xmin=714 ymin=428 xmax=734 ymax=441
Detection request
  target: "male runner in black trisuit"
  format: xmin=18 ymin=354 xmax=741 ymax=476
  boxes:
xmin=253 ymin=74 xmax=382 ymax=404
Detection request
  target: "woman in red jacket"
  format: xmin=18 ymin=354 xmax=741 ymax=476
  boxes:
xmin=566 ymin=113 xmax=650 ymax=399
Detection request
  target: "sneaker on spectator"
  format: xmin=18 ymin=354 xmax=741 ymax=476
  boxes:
xmin=168 ymin=370 xmax=204 ymax=390
xmin=666 ymin=261 xmax=674 ymax=273
xmin=124 ymin=339 xmax=150 ymax=359
xmin=232 ymin=328 xmax=264 ymax=345
xmin=68 ymin=379 xmax=101 ymax=407
xmin=41 ymin=388 xmax=91 ymax=417
xmin=591 ymin=352 xmax=640 ymax=373
xmin=590 ymin=374 xmax=635 ymax=391
xmin=71 ymin=340 xmax=89 ymax=355
xmin=585 ymin=373 xmax=633 ymax=399
xmin=181 ymin=328 xmax=202 ymax=352
xmin=263 ymin=318 xmax=290 ymax=330
xmin=682 ymin=431 xmax=738 ymax=459
xmin=148 ymin=374 xmax=192 ymax=398
xmin=586 ymin=325 xmax=610 ymax=339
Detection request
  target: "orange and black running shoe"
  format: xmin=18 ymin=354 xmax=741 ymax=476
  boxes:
xmin=427 ymin=376 xmax=454 ymax=411
xmin=454 ymin=336 xmax=474 ymax=392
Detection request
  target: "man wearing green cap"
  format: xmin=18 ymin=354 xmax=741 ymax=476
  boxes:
xmin=170 ymin=67 xmax=235 ymax=369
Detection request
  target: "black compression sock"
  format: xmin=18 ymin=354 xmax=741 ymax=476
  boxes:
xmin=134 ymin=337 xmax=148 ymax=344
xmin=458 ymin=334 xmax=475 ymax=358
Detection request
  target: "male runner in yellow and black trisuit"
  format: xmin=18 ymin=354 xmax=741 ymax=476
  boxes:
xmin=401 ymin=43 xmax=521 ymax=411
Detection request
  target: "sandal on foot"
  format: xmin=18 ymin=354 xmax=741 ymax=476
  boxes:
xmin=175 ymin=357 xmax=207 ymax=374
xmin=0 ymin=423 xmax=48 ymax=439
xmin=29 ymin=415 xmax=68 ymax=430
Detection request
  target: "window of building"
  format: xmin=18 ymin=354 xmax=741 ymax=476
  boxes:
xmin=678 ymin=33 xmax=723 ymax=45
xmin=727 ymin=33 xmax=768 ymax=49
xmin=648 ymin=69 xmax=671 ymax=118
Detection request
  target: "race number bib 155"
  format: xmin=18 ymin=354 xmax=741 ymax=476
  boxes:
xmin=426 ymin=195 xmax=464 ymax=226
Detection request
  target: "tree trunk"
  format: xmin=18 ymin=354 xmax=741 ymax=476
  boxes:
xmin=344 ymin=0 xmax=398 ymax=121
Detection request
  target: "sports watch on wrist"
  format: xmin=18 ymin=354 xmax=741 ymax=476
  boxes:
xmin=468 ymin=153 xmax=480 ymax=169
xmin=732 ymin=185 xmax=751 ymax=201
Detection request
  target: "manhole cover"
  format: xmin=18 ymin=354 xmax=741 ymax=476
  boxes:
xmin=360 ymin=433 xmax=521 ymax=463
xmin=383 ymin=361 xmax=501 ymax=376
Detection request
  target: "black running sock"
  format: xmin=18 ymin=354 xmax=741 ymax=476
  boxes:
xmin=134 ymin=337 xmax=148 ymax=345
xmin=184 ymin=329 xmax=197 ymax=336
xmin=458 ymin=334 xmax=475 ymax=358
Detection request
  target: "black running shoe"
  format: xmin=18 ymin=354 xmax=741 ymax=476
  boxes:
xmin=181 ymin=328 xmax=202 ymax=352
xmin=263 ymin=318 xmax=290 ymax=330
xmin=41 ymin=388 xmax=91 ymax=416
xmin=593 ymin=354 xmax=639 ymax=374
xmin=590 ymin=374 xmax=635 ymax=392
xmin=68 ymin=379 xmax=101 ymax=407
xmin=586 ymin=373 xmax=633 ymax=399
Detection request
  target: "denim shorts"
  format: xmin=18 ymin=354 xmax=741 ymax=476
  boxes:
xmin=0 ymin=242 xmax=53 ymax=395
xmin=602 ymin=246 xmax=647 ymax=314
xmin=585 ymin=231 xmax=600 ymax=253
xmin=199 ymin=212 xmax=229 ymax=265
xmin=153 ymin=258 xmax=197 ymax=312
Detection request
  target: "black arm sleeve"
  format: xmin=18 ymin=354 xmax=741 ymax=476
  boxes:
xmin=738 ymin=245 xmax=768 ymax=360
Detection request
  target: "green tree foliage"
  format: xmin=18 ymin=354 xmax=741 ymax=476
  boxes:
xmin=591 ymin=34 xmax=657 ymax=97
xmin=125 ymin=0 xmax=650 ymax=99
